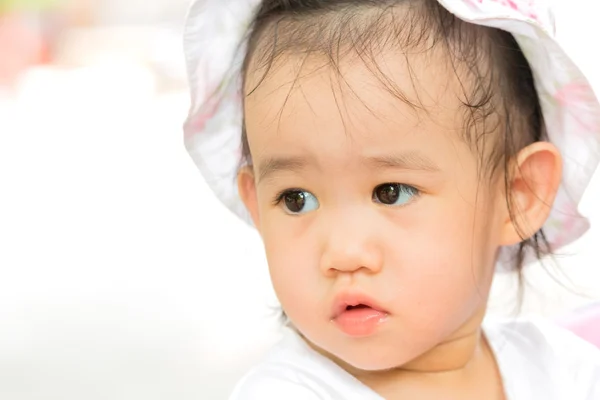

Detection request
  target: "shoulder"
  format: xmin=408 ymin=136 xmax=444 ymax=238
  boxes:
xmin=489 ymin=316 xmax=600 ymax=362
xmin=228 ymin=328 xmax=379 ymax=400
xmin=228 ymin=329 xmax=327 ymax=400
xmin=486 ymin=316 xmax=600 ymax=399
xmin=229 ymin=366 xmax=322 ymax=400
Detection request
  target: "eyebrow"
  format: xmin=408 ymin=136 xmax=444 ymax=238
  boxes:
xmin=367 ymin=152 xmax=440 ymax=172
xmin=256 ymin=151 xmax=440 ymax=183
xmin=257 ymin=156 xmax=309 ymax=183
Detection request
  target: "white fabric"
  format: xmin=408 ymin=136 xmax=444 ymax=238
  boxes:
xmin=229 ymin=319 xmax=600 ymax=399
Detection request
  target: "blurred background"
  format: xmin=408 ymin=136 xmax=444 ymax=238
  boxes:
xmin=0 ymin=0 xmax=599 ymax=399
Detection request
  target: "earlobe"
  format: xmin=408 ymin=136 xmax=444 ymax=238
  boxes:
xmin=500 ymin=142 xmax=562 ymax=246
xmin=237 ymin=167 xmax=261 ymax=230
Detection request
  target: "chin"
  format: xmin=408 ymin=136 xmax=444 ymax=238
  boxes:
xmin=327 ymin=341 xmax=419 ymax=373
xmin=347 ymin=358 xmax=399 ymax=372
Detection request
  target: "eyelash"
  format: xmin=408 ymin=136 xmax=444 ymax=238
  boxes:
xmin=272 ymin=188 xmax=305 ymax=206
xmin=272 ymin=184 xmax=421 ymax=205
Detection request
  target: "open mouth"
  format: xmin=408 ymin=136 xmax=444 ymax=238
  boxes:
xmin=332 ymin=298 xmax=389 ymax=337
xmin=331 ymin=293 xmax=388 ymax=319
xmin=346 ymin=304 xmax=371 ymax=310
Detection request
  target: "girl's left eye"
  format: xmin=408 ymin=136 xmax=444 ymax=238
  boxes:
xmin=373 ymin=183 xmax=418 ymax=206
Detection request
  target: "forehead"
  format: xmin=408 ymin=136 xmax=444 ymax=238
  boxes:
xmin=243 ymin=49 xmax=471 ymax=163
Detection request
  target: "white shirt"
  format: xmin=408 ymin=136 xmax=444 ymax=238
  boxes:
xmin=229 ymin=318 xmax=600 ymax=399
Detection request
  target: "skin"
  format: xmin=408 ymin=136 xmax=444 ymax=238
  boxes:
xmin=237 ymin=45 xmax=562 ymax=399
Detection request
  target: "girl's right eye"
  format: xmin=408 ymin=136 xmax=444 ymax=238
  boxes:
xmin=275 ymin=190 xmax=319 ymax=215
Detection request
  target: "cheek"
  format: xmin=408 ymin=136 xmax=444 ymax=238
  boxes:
xmin=382 ymin=194 xmax=500 ymax=330
xmin=260 ymin=216 xmax=323 ymax=316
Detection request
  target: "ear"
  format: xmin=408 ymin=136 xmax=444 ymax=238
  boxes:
xmin=500 ymin=142 xmax=562 ymax=246
xmin=237 ymin=166 xmax=261 ymax=230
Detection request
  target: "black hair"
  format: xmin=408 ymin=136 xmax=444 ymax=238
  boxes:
xmin=239 ymin=0 xmax=551 ymax=275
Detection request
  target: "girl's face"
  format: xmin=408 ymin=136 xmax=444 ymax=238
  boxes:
xmin=240 ymin=50 xmax=512 ymax=371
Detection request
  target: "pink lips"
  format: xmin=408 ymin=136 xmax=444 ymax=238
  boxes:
xmin=331 ymin=293 xmax=389 ymax=337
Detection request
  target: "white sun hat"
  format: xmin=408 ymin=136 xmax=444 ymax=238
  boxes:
xmin=183 ymin=0 xmax=600 ymax=269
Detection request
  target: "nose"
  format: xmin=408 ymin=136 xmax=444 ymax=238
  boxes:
xmin=319 ymin=214 xmax=384 ymax=277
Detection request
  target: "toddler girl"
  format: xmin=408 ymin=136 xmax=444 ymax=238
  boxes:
xmin=184 ymin=0 xmax=600 ymax=398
